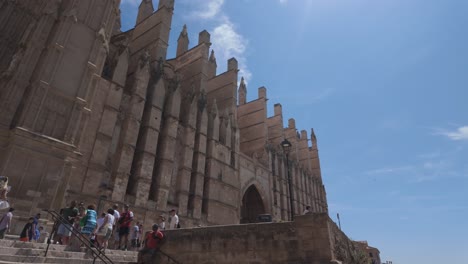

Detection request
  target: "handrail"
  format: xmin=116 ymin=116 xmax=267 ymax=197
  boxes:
xmin=159 ymin=249 xmax=182 ymax=264
xmin=43 ymin=209 xmax=114 ymax=264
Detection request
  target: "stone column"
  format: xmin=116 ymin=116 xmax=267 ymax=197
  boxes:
xmin=131 ymin=77 xmax=166 ymax=206
xmin=110 ymin=59 xmax=151 ymax=201
xmin=188 ymin=93 xmax=208 ymax=219
xmin=151 ymin=86 xmax=181 ymax=210
xmin=175 ymin=95 xmax=198 ymax=216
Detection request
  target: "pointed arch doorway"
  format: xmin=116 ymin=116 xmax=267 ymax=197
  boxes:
xmin=240 ymin=185 xmax=265 ymax=223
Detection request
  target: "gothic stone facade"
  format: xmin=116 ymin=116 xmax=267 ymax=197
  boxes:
xmin=0 ymin=0 xmax=328 ymax=227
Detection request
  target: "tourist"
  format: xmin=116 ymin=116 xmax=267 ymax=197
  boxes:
xmin=0 ymin=207 xmax=14 ymax=239
xmin=130 ymin=221 xmax=140 ymax=251
xmin=138 ymin=223 xmax=144 ymax=247
xmin=137 ymin=224 xmax=165 ymax=264
xmin=303 ymin=205 xmax=311 ymax=215
xmin=57 ymin=201 xmax=79 ymax=245
xmin=80 ymin=204 xmax=97 ymax=238
xmin=19 ymin=217 xmax=33 ymax=242
xmin=118 ymin=204 xmax=134 ymax=250
xmin=30 ymin=213 xmax=40 ymax=242
xmin=168 ymin=209 xmax=179 ymax=230
xmin=0 ymin=176 xmax=10 ymax=210
xmin=96 ymin=212 xmax=106 ymax=231
xmin=95 ymin=208 xmax=114 ymax=251
xmin=158 ymin=215 xmax=166 ymax=230
xmin=110 ymin=204 xmax=120 ymax=249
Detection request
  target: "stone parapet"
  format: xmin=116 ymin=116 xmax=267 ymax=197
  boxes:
xmin=154 ymin=213 xmax=367 ymax=264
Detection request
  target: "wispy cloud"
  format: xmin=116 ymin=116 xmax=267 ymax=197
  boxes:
xmin=365 ymin=165 xmax=413 ymax=175
xmin=211 ymin=18 xmax=252 ymax=82
xmin=279 ymin=0 xmax=288 ymax=4
xmin=365 ymin=161 xmax=466 ymax=183
xmin=417 ymin=151 xmax=441 ymax=159
xmin=190 ymin=0 xmax=224 ymax=19
xmin=186 ymin=0 xmax=251 ymax=82
xmin=436 ymin=126 xmax=468 ymax=141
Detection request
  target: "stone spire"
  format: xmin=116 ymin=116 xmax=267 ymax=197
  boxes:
xmin=136 ymin=0 xmax=154 ymax=25
xmin=238 ymin=77 xmax=247 ymax=105
xmin=311 ymin=128 xmax=317 ymax=148
xmin=209 ymin=50 xmax=217 ymax=65
xmin=207 ymin=49 xmax=217 ymax=78
xmin=177 ymin=24 xmax=189 ymax=57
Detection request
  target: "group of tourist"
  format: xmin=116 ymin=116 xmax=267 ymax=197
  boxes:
xmin=54 ymin=201 xmax=179 ymax=253
xmin=1 ymin=194 xmax=178 ymax=263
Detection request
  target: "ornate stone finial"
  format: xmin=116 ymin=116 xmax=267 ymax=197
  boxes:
xmin=209 ymin=50 xmax=216 ymax=63
xmin=97 ymin=27 xmax=110 ymax=54
xmin=238 ymin=77 xmax=247 ymax=105
xmin=180 ymin=24 xmax=188 ymax=37
xmin=177 ymin=25 xmax=189 ymax=56
xmin=311 ymin=128 xmax=317 ymax=142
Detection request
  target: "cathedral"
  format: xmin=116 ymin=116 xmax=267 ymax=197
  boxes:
xmin=0 ymin=0 xmax=328 ymax=228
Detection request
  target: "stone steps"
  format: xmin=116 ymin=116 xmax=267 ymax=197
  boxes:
xmin=0 ymin=238 xmax=138 ymax=264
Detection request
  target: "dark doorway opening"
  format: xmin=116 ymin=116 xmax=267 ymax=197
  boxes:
xmin=240 ymin=185 xmax=265 ymax=223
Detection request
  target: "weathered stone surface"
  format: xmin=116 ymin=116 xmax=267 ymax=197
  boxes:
xmin=2 ymin=0 xmax=329 ymax=232
xmin=150 ymin=214 xmax=369 ymax=264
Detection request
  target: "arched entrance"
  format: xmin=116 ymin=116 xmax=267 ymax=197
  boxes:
xmin=240 ymin=185 xmax=265 ymax=223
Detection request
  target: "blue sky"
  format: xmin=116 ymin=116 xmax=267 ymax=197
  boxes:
xmin=120 ymin=1 xmax=468 ymax=263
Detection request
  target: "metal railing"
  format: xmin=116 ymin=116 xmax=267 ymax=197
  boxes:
xmin=43 ymin=209 xmax=114 ymax=264
xmin=159 ymin=250 xmax=181 ymax=264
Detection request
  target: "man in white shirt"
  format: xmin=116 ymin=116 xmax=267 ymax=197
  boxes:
xmin=0 ymin=207 xmax=14 ymax=239
xmin=111 ymin=204 xmax=120 ymax=248
xmin=168 ymin=209 xmax=179 ymax=230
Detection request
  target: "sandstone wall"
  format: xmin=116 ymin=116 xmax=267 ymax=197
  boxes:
xmin=156 ymin=214 xmax=344 ymax=264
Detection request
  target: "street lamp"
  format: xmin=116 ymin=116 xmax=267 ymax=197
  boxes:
xmin=281 ymin=138 xmax=294 ymax=221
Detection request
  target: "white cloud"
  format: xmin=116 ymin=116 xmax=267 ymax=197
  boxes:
xmin=438 ymin=126 xmax=468 ymax=141
xmin=365 ymin=166 xmax=413 ymax=175
xmin=191 ymin=0 xmax=224 ymax=19
xmin=279 ymin=0 xmax=288 ymax=4
xmin=185 ymin=0 xmax=251 ymax=83
xmin=211 ymin=18 xmax=251 ymax=82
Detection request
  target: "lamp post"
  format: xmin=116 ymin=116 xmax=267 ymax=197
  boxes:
xmin=281 ymin=139 xmax=294 ymax=221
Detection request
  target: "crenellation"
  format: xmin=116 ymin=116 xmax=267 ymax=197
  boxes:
xmin=227 ymin=57 xmax=238 ymax=71
xmin=198 ymin=30 xmax=211 ymax=45
xmin=258 ymin=86 xmax=267 ymax=99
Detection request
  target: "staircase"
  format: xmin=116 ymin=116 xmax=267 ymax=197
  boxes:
xmin=0 ymin=236 xmax=138 ymax=264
